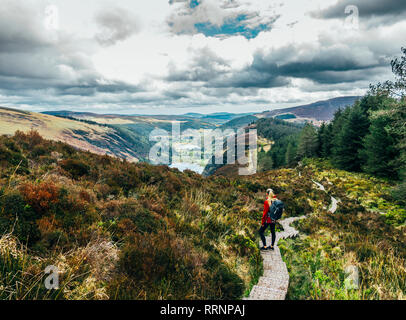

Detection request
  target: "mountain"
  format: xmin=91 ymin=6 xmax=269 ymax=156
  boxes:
xmin=258 ymin=96 xmax=361 ymax=124
xmin=0 ymin=107 xmax=145 ymax=162
xmin=43 ymin=110 xmax=217 ymax=131
xmin=202 ymin=118 xmax=303 ymax=176
xmin=1 ymin=96 xmax=358 ymax=170
xmin=0 ymin=131 xmax=404 ymax=300
xmin=42 ymin=110 xmax=218 ymax=168
xmin=183 ymin=112 xmax=256 ymax=125
xmin=220 ymin=115 xmax=258 ymax=130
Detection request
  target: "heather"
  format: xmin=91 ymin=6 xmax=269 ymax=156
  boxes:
xmin=0 ymin=130 xmax=325 ymax=299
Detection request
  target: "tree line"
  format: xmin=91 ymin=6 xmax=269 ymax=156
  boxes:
xmin=298 ymin=48 xmax=405 ymax=181
xmin=257 ymin=48 xmax=406 ymax=202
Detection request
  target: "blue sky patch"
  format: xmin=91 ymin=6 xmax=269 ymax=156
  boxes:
xmin=194 ymin=14 xmax=270 ymax=39
xmin=189 ymin=0 xmax=200 ymax=9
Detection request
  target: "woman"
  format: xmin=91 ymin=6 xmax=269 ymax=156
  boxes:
xmin=259 ymin=188 xmax=277 ymax=251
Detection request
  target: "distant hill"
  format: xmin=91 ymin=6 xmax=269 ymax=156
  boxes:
xmin=258 ymin=96 xmax=360 ymax=123
xmin=10 ymin=96 xmax=360 ymax=169
xmin=44 ymin=110 xmax=216 ymax=129
xmin=0 ymin=107 xmax=145 ymax=162
xmin=220 ymin=115 xmax=258 ymax=130
xmin=203 ymin=118 xmax=304 ymax=176
xmin=183 ymin=112 xmax=256 ymax=125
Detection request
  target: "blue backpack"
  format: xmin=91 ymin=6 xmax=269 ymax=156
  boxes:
xmin=267 ymin=200 xmax=284 ymax=221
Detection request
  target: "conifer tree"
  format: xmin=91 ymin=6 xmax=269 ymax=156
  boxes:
xmin=332 ymin=104 xmax=369 ymax=171
xmin=317 ymin=122 xmax=326 ymax=157
xmin=285 ymin=140 xmax=297 ymax=167
xmin=258 ymin=150 xmax=273 ymax=172
xmin=297 ymin=123 xmax=318 ymax=159
xmin=317 ymin=122 xmax=334 ymax=158
xmin=361 ymin=114 xmax=399 ymax=179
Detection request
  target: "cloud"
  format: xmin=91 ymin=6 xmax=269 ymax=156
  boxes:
xmin=313 ymin=0 xmax=406 ymax=26
xmin=165 ymin=41 xmax=384 ymax=91
xmin=227 ymin=44 xmax=386 ymax=88
xmin=0 ymin=0 xmax=141 ymax=109
xmin=165 ymin=46 xmax=288 ymax=89
xmin=167 ymin=0 xmax=279 ymax=38
xmin=94 ymin=7 xmax=139 ymax=47
xmin=166 ymin=47 xmax=230 ymax=82
xmin=164 ymin=16 xmax=403 ymax=100
xmin=0 ymin=0 xmax=404 ymax=115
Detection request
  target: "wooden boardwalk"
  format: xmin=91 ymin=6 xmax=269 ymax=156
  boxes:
xmin=245 ymin=179 xmax=338 ymax=300
xmin=245 ymin=216 xmax=305 ymax=300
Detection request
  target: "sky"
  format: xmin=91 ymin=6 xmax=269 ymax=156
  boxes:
xmin=0 ymin=0 xmax=405 ymax=115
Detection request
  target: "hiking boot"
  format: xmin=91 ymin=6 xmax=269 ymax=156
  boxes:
xmin=260 ymin=246 xmax=268 ymax=251
xmin=269 ymin=246 xmax=275 ymax=251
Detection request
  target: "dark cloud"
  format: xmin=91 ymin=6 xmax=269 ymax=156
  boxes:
xmin=0 ymin=0 xmax=402 ymax=114
xmin=0 ymin=0 xmax=141 ymax=109
xmin=210 ymin=68 xmax=290 ymax=89
xmin=313 ymin=0 xmax=406 ymax=20
xmin=0 ymin=1 xmax=50 ymax=54
xmin=249 ymin=45 xmax=385 ymax=85
xmin=166 ymin=47 xmax=230 ymax=82
xmin=166 ymin=46 xmax=289 ymax=89
xmin=94 ymin=7 xmax=139 ymax=47
xmin=165 ymin=42 xmax=387 ymax=91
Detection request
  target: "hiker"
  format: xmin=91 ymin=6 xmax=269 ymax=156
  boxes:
xmin=259 ymin=189 xmax=276 ymax=251
xmin=259 ymin=188 xmax=284 ymax=251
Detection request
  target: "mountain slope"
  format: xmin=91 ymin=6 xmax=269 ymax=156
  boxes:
xmin=202 ymin=118 xmax=303 ymax=176
xmin=259 ymin=96 xmax=361 ymax=123
xmin=0 ymin=131 xmax=324 ymax=300
xmin=43 ymin=110 xmax=217 ymax=129
xmin=220 ymin=115 xmax=258 ymax=130
xmin=0 ymin=132 xmax=404 ymax=300
xmin=183 ymin=112 xmax=256 ymax=125
xmin=0 ymin=107 xmax=142 ymax=162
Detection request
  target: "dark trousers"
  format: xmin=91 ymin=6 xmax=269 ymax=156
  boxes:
xmin=259 ymin=222 xmax=276 ymax=247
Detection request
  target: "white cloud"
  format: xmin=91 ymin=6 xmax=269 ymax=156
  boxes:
xmin=0 ymin=0 xmax=404 ymax=114
xmin=94 ymin=7 xmax=139 ymax=46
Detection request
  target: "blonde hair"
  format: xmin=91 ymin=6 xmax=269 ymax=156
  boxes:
xmin=266 ymin=188 xmax=275 ymax=205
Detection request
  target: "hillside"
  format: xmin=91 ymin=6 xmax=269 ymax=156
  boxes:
xmin=183 ymin=112 xmax=256 ymax=125
xmin=280 ymin=159 xmax=406 ymax=299
xmin=202 ymin=118 xmax=303 ymax=176
xmin=220 ymin=115 xmax=258 ymax=130
xmin=43 ymin=111 xmax=218 ymax=169
xmin=0 ymin=131 xmax=326 ymax=300
xmin=258 ymin=96 xmax=361 ymax=124
xmin=0 ymin=133 xmax=404 ymax=300
xmin=0 ymin=107 xmax=143 ymax=162
xmin=43 ymin=110 xmax=217 ymax=130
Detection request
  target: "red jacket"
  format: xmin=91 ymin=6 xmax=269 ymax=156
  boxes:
xmin=262 ymin=200 xmax=273 ymax=225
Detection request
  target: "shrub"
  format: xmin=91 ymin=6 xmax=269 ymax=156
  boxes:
xmin=31 ymin=145 xmax=48 ymax=158
xmin=60 ymin=159 xmax=90 ymax=179
xmin=19 ymin=181 xmax=60 ymax=215
xmin=115 ymin=204 xmax=164 ymax=235
xmin=386 ymin=208 xmax=406 ymax=226
xmin=14 ymin=130 xmax=44 ymax=150
xmin=204 ymin=253 xmax=245 ymax=299
xmin=226 ymin=234 xmax=257 ymax=256
xmin=391 ymin=181 xmax=406 ymax=207
xmin=0 ymin=142 xmax=28 ymax=173
xmin=0 ymin=191 xmax=40 ymax=244
xmin=115 ymin=232 xmax=208 ymax=299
